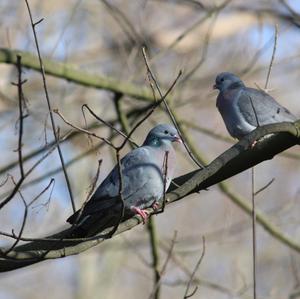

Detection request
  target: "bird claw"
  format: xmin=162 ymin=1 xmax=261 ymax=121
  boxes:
xmin=131 ymin=206 xmax=149 ymax=224
xmin=151 ymin=202 xmax=160 ymax=210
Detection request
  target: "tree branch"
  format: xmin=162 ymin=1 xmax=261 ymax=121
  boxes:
xmin=0 ymin=120 xmax=298 ymax=272
xmin=0 ymin=48 xmax=155 ymax=102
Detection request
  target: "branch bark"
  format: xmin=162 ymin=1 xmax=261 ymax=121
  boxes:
xmin=0 ymin=48 xmax=155 ymax=102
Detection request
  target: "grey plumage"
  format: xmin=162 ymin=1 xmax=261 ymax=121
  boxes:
xmin=67 ymin=124 xmax=181 ymax=236
xmin=214 ymin=72 xmax=297 ymax=139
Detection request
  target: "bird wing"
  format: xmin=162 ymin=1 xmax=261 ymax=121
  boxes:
xmin=237 ymin=87 xmax=296 ymax=127
xmin=67 ymin=146 xmax=161 ymax=225
xmin=90 ymin=146 xmax=163 ymax=202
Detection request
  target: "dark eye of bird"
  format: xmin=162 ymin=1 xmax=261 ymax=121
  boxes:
xmin=220 ymin=78 xmax=224 ymax=82
xmin=164 ymin=130 xmax=169 ymax=134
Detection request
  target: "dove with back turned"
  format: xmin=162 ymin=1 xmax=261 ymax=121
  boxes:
xmin=67 ymin=124 xmax=181 ymax=236
xmin=214 ymin=72 xmax=297 ymax=140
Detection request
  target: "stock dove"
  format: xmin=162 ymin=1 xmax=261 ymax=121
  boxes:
xmin=214 ymin=72 xmax=297 ymax=139
xmin=67 ymin=124 xmax=181 ymax=236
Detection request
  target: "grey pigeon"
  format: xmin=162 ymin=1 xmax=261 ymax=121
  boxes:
xmin=67 ymin=124 xmax=181 ymax=236
xmin=214 ymin=72 xmax=297 ymax=139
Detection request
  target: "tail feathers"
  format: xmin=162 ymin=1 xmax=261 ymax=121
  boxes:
xmin=66 ymin=199 xmax=129 ymax=238
xmin=67 ymin=197 xmax=120 ymax=225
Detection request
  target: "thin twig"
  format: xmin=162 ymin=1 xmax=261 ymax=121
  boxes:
xmin=114 ymin=94 xmax=162 ymax=298
xmin=251 ymin=167 xmax=257 ymax=299
xmin=2 ymin=177 xmax=53 ymax=255
xmin=53 ymin=109 xmax=116 ymax=148
xmin=154 ymin=151 xmax=170 ymax=215
xmin=73 ymin=160 xmax=103 ymax=226
xmin=265 ymin=24 xmax=278 ymax=89
xmin=12 ymin=55 xmax=27 ymax=179
xmin=254 ymin=178 xmax=275 ymax=196
xmin=30 ymin=178 xmax=55 ymax=210
xmin=183 ymin=236 xmax=205 ymax=299
xmin=248 ymin=95 xmax=260 ymax=128
xmin=141 ymin=47 xmax=204 ymax=169
xmin=81 ymin=104 xmax=139 ymax=147
xmin=24 ymin=0 xmax=75 ymax=212
xmin=105 ymin=150 xmax=125 ymax=237
xmin=0 ymin=135 xmax=59 ymax=209
xmin=1 ymin=177 xmax=28 ymax=256
xmin=147 ymin=218 xmax=161 ymax=299
xmin=118 ymin=70 xmax=182 ymax=151
xmin=148 ymin=231 xmax=178 ymax=299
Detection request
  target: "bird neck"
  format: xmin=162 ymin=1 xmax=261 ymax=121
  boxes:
xmin=145 ymin=138 xmax=174 ymax=152
xmin=227 ymin=81 xmax=244 ymax=90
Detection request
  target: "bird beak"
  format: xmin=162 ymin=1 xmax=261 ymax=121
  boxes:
xmin=173 ymin=135 xmax=182 ymax=143
xmin=213 ymin=84 xmax=217 ymax=89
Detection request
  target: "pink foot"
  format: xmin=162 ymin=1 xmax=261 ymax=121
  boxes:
xmin=131 ymin=206 xmax=149 ymax=224
xmin=151 ymin=202 xmax=160 ymax=210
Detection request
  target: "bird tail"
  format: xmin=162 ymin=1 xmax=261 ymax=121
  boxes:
xmin=66 ymin=197 xmax=128 ymax=238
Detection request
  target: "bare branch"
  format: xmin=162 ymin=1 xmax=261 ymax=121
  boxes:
xmin=24 ymin=0 xmax=75 ymax=212
xmin=183 ymin=236 xmax=205 ymax=299
xmin=148 ymin=231 xmax=178 ymax=299
xmin=14 ymin=55 xmax=26 ymax=179
xmin=264 ymin=24 xmax=278 ymax=90
xmin=0 ymin=121 xmax=298 ymax=271
xmin=142 ymin=47 xmax=204 ymax=169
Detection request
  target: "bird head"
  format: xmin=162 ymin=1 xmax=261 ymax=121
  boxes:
xmin=213 ymin=72 xmax=244 ymax=92
xmin=143 ymin=124 xmax=182 ymax=148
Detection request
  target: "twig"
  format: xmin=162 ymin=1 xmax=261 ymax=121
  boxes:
xmin=142 ymin=47 xmax=204 ymax=169
xmin=148 ymin=231 xmax=178 ymax=299
xmin=53 ymin=109 xmax=115 ymax=148
xmin=30 ymin=178 xmax=55 ymax=210
xmin=154 ymin=151 xmax=170 ymax=215
xmin=105 ymin=150 xmax=125 ymax=237
xmin=0 ymin=101 xmax=164 ymax=179
xmin=81 ymin=104 xmax=139 ymax=147
xmin=118 ymin=69 xmax=182 ymax=151
xmin=254 ymin=178 xmax=275 ymax=196
xmin=147 ymin=218 xmax=161 ymax=299
xmin=113 ymin=93 xmax=136 ymax=148
xmin=72 ymin=160 xmax=103 ymax=226
xmin=1 ymin=177 xmax=53 ymax=256
xmin=1 ymin=191 xmax=27 ymax=256
xmin=251 ymin=167 xmax=257 ymax=299
xmin=113 ymin=93 xmax=162 ymax=298
xmin=12 ymin=55 xmax=27 ymax=179
xmin=183 ymin=236 xmax=205 ymax=299
xmin=24 ymin=0 xmax=75 ymax=212
xmin=0 ymin=135 xmax=59 ymax=209
xmin=265 ymin=24 xmax=278 ymax=90
xmin=0 ymin=121 xmax=299 ymax=270
xmin=161 ymin=151 xmax=169 ymax=212
xmin=248 ymin=95 xmax=260 ymax=128
xmin=160 ymin=240 xmax=234 ymax=296
xmin=152 ymin=0 xmax=232 ymax=62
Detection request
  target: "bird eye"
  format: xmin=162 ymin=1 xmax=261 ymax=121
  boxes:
xmin=164 ymin=130 xmax=169 ymax=134
xmin=220 ymin=78 xmax=225 ymax=82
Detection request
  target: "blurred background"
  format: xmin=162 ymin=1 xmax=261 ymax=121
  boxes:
xmin=0 ymin=0 xmax=300 ymax=298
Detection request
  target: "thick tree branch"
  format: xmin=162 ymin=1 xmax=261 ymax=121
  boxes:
xmin=0 ymin=120 xmax=299 ymax=272
xmin=0 ymin=48 xmax=155 ymax=102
